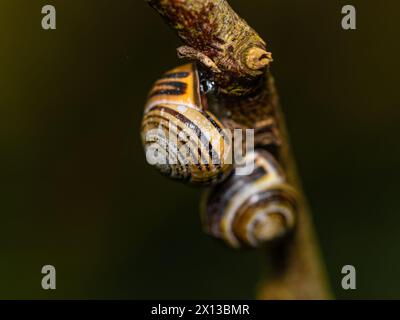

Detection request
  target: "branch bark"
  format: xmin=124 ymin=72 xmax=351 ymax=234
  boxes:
xmin=147 ymin=0 xmax=272 ymax=96
xmin=146 ymin=0 xmax=332 ymax=299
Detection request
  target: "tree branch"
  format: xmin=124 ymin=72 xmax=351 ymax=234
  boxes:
xmin=146 ymin=0 xmax=332 ymax=299
xmin=147 ymin=0 xmax=272 ymax=96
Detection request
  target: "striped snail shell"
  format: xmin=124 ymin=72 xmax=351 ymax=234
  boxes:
xmin=201 ymin=149 xmax=298 ymax=248
xmin=141 ymin=63 xmax=233 ymax=185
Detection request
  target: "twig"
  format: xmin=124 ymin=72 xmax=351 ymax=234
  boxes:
xmin=147 ymin=0 xmax=272 ymax=96
xmin=146 ymin=0 xmax=332 ymax=299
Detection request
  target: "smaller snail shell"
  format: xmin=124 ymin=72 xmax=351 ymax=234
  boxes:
xmin=201 ymin=149 xmax=298 ymax=248
xmin=141 ymin=64 xmax=233 ymax=185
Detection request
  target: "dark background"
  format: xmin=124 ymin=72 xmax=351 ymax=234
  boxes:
xmin=0 ymin=0 xmax=399 ymax=299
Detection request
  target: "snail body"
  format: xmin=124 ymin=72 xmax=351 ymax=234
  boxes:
xmin=141 ymin=64 xmax=233 ymax=185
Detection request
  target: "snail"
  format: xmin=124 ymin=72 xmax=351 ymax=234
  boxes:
xmin=141 ymin=63 xmax=299 ymax=248
xmin=201 ymin=149 xmax=297 ymax=248
xmin=141 ymin=63 xmax=233 ymax=185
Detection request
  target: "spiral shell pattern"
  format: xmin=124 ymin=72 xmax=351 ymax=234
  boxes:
xmin=141 ymin=64 xmax=233 ymax=185
xmin=202 ymin=149 xmax=298 ymax=248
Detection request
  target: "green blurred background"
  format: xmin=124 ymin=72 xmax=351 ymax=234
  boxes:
xmin=0 ymin=0 xmax=399 ymax=299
